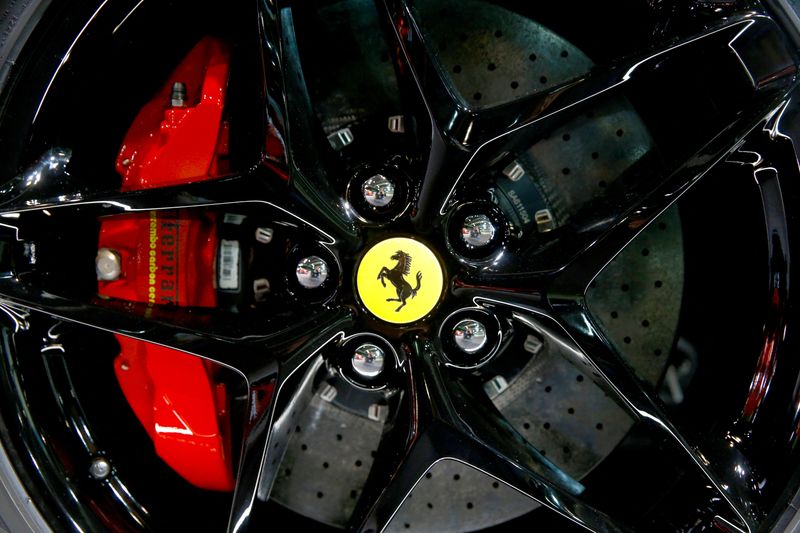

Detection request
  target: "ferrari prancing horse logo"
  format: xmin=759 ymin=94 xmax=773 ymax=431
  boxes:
xmin=356 ymin=237 xmax=443 ymax=325
xmin=377 ymin=251 xmax=423 ymax=312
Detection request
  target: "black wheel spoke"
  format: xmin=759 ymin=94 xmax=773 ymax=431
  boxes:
xmin=227 ymin=310 xmax=353 ymax=533
xmin=460 ymin=16 xmax=795 ymax=148
xmin=0 ymin=168 xmax=355 ymax=248
xmin=374 ymin=0 xmax=478 ymax=228
xmin=410 ymin=338 xmax=627 ymax=532
xmin=352 ymin=336 xmax=626 ymax=532
xmin=460 ymin=94 xmax=793 ymax=297
xmin=347 ymin=396 xmax=439 ymax=531
xmin=0 ymin=277 xmax=352 ymax=378
xmin=257 ymin=1 xmax=359 ymax=248
xmin=378 ymin=8 xmax=796 ymax=233
xmin=2 ymin=172 xmax=261 ymax=214
xmin=513 ymin=303 xmax=758 ymax=529
xmin=376 ymin=0 xmax=465 ymax=139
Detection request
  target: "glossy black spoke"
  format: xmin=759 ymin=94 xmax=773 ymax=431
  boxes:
xmin=451 ymin=279 xmax=548 ymax=312
xmin=348 ymin=337 xmax=474 ymax=532
xmin=257 ymin=0 xmax=359 ymax=248
xmin=0 ymin=168 xmax=354 ymax=248
xmin=376 ymin=0 xmax=466 ymax=139
xmin=379 ymin=8 xmax=796 ymax=230
xmin=227 ymin=311 xmax=352 ymax=533
xmin=465 ymin=93 xmax=794 ymax=297
xmin=347 ymin=373 xmax=439 ymax=532
xmin=0 ymin=277 xmax=352 ymax=379
xmin=415 ymin=338 xmax=629 ymax=532
xmin=374 ymin=0 xmax=474 ymax=228
xmin=352 ymin=335 xmax=626 ymax=532
xmin=464 ymin=16 xmax=794 ymax=147
xmin=0 ymin=164 xmax=257 ymax=215
xmin=511 ymin=303 xmax=759 ymax=529
xmin=413 ymin=132 xmax=472 ymax=230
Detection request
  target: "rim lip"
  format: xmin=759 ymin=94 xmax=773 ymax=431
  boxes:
xmin=0 ymin=1 xmax=799 ymax=532
xmin=0 ymin=437 xmax=50 ymax=533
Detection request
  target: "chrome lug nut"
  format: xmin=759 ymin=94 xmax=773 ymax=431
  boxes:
xmin=361 ymin=174 xmax=395 ymax=207
xmin=352 ymin=343 xmax=385 ymax=379
xmin=452 ymin=319 xmax=488 ymax=353
xmin=89 ymin=457 xmax=111 ymax=480
xmin=296 ymin=256 xmax=329 ymax=289
xmin=460 ymin=214 xmax=496 ymax=247
xmin=96 ymin=248 xmax=122 ymax=281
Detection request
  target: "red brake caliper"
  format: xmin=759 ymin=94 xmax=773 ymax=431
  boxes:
xmin=97 ymin=37 xmax=238 ymax=491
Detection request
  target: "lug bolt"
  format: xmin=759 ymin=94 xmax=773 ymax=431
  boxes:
xmin=452 ymin=319 xmax=488 ymax=353
xmin=460 ymin=214 xmax=496 ymax=247
xmin=89 ymin=457 xmax=111 ymax=480
xmin=96 ymin=248 xmax=122 ymax=281
xmin=296 ymin=256 xmax=329 ymax=289
xmin=362 ymin=174 xmax=395 ymax=207
xmin=352 ymin=343 xmax=385 ymax=379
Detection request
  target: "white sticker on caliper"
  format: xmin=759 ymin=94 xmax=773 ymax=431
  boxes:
xmin=218 ymin=239 xmax=241 ymax=290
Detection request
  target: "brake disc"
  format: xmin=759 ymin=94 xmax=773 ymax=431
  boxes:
xmin=271 ymin=1 xmax=683 ymax=530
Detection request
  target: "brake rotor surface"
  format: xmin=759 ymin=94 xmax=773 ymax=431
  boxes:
xmin=271 ymin=1 xmax=683 ymax=530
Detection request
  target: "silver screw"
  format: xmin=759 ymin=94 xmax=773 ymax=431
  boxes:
xmin=387 ymin=115 xmax=405 ymax=133
xmin=368 ymin=403 xmax=388 ymax=422
xmin=352 ymin=343 xmax=385 ymax=379
xmin=89 ymin=457 xmax=111 ymax=480
xmin=361 ymin=174 xmax=395 ymax=207
xmin=502 ymin=161 xmax=525 ymax=182
xmin=296 ymin=256 xmax=329 ymax=289
xmin=255 ymin=227 xmax=274 ymax=244
xmin=327 ymin=127 xmax=354 ymax=151
xmin=460 ymin=214 xmax=496 ymax=247
xmin=534 ymin=209 xmax=556 ymax=233
xmin=523 ymin=334 xmax=544 ymax=355
xmin=320 ymin=383 xmax=338 ymax=402
xmin=452 ymin=319 xmax=488 ymax=353
xmin=96 ymin=248 xmax=122 ymax=281
xmin=253 ymin=278 xmax=270 ymax=302
xmin=170 ymin=82 xmax=187 ymax=107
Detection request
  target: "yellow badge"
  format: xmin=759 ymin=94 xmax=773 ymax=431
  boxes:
xmin=356 ymin=237 xmax=444 ymax=324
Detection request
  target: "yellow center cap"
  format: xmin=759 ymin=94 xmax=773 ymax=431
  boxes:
xmin=356 ymin=237 xmax=444 ymax=324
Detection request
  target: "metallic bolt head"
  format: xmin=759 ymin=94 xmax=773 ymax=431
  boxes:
xmin=171 ymin=81 xmax=187 ymax=107
xmin=255 ymin=227 xmax=274 ymax=244
xmin=96 ymin=248 xmax=122 ymax=281
xmin=352 ymin=343 xmax=385 ymax=379
xmin=89 ymin=457 xmax=111 ymax=480
xmin=452 ymin=319 xmax=488 ymax=353
xmin=460 ymin=214 xmax=496 ymax=247
xmin=296 ymin=256 xmax=329 ymax=289
xmin=253 ymin=278 xmax=270 ymax=302
xmin=361 ymin=174 xmax=395 ymax=208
